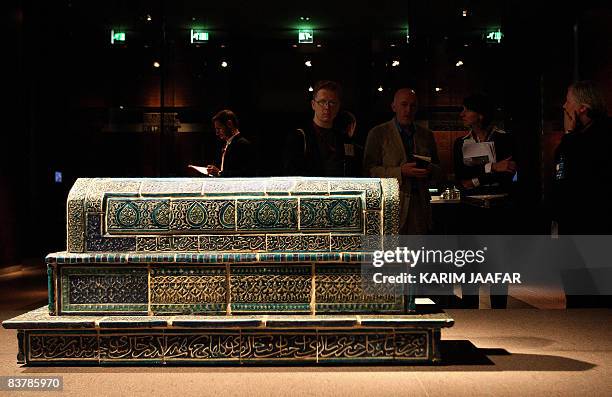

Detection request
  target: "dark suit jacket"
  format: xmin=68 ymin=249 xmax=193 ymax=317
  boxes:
xmin=222 ymin=135 xmax=256 ymax=177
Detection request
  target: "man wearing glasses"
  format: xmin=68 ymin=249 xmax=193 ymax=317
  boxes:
xmin=283 ymin=80 xmax=345 ymax=176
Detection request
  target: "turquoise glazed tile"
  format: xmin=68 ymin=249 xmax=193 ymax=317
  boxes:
xmin=236 ymin=198 xmax=298 ymax=232
xmin=106 ymin=198 xmax=170 ymax=234
xmin=170 ymin=199 xmax=236 ymax=232
xmin=299 ymin=197 xmax=362 ymax=232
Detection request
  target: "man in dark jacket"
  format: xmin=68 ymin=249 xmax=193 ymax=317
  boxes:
xmin=283 ymin=80 xmax=346 ymax=176
xmin=551 ymin=80 xmax=611 ymax=234
xmin=206 ymin=109 xmax=256 ymax=177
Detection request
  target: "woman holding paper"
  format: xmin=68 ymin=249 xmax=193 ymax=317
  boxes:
xmin=453 ymin=94 xmax=517 ymax=309
xmin=453 ymin=94 xmax=516 ymax=194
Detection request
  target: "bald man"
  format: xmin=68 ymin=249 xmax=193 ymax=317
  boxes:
xmin=363 ymin=88 xmax=441 ymax=234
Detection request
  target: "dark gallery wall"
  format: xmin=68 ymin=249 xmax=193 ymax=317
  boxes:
xmin=0 ymin=0 xmax=610 ymax=266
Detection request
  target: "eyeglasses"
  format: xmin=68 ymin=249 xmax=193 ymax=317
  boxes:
xmin=315 ymin=99 xmax=339 ymax=108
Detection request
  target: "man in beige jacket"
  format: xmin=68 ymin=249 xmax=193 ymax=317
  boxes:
xmin=363 ymin=88 xmax=440 ymax=234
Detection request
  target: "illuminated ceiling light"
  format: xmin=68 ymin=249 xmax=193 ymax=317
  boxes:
xmin=435 ymin=87 xmax=442 ymax=92
xmin=464 ymin=43 xmax=470 ymax=47
xmin=390 ymin=44 xmax=396 ymax=48
xmin=146 ymin=14 xmax=152 ymax=21
xmin=455 ymin=60 xmax=464 ymax=67
xmin=292 ymin=44 xmax=298 ymax=48
xmin=153 ymin=61 xmax=160 ymax=68
xmin=221 ymin=61 xmax=228 ymax=68
xmin=308 ymin=86 xmax=314 ymax=92
xmin=119 ymin=105 xmax=124 ymax=110
xmin=462 ymin=10 xmax=468 ymax=17
xmin=316 ymin=44 xmax=322 ymax=48
xmin=391 ymin=60 xmax=400 ymax=67
xmin=377 ymin=86 xmax=384 ymax=92
xmin=304 ymin=60 xmax=312 ymax=67
xmin=300 ymin=16 xmax=310 ymax=21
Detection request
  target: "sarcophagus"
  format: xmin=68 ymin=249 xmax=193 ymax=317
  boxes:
xmin=47 ymin=177 xmax=404 ymax=315
xmin=3 ymin=177 xmax=453 ymax=365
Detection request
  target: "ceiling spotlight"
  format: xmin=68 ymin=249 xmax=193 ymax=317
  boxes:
xmin=292 ymin=44 xmax=298 ymax=48
xmin=308 ymin=86 xmax=314 ymax=92
xmin=455 ymin=60 xmax=464 ymax=67
xmin=462 ymin=10 xmax=468 ymax=17
xmin=391 ymin=60 xmax=400 ymax=67
xmin=221 ymin=61 xmax=228 ymax=68
xmin=435 ymin=87 xmax=442 ymax=92
xmin=146 ymin=14 xmax=152 ymax=21
xmin=119 ymin=105 xmax=124 ymax=110
xmin=377 ymin=86 xmax=384 ymax=92
xmin=316 ymin=44 xmax=322 ymax=48
xmin=390 ymin=44 xmax=396 ymax=48
xmin=464 ymin=43 xmax=470 ymax=47
xmin=305 ymin=60 xmax=312 ymax=67
xmin=153 ymin=61 xmax=160 ymax=68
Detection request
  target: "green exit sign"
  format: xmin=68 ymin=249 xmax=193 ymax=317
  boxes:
xmin=298 ymin=29 xmax=314 ymax=44
xmin=485 ymin=29 xmax=503 ymax=44
xmin=190 ymin=29 xmax=209 ymax=44
xmin=111 ymin=29 xmax=126 ymax=44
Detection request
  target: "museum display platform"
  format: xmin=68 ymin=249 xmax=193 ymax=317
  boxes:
xmin=2 ymin=177 xmax=454 ymax=365
xmin=3 ymin=300 xmax=452 ymax=365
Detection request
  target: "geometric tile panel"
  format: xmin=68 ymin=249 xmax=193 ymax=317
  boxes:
xmin=236 ymin=199 xmax=298 ymax=232
xmin=315 ymin=264 xmax=404 ymax=313
xmin=68 ymin=274 xmax=148 ymax=304
xmin=51 ymin=263 xmax=406 ymax=315
xmin=229 ymin=265 xmax=311 ymax=312
xmin=150 ymin=267 xmax=226 ymax=314
xmin=106 ymin=198 xmax=170 ymax=233
xmin=60 ymin=267 xmax=148 ymax=313
xmin=169 ymin=199 xmax=235 ymax=232
xmin=299 ymin=197 xmax=362 ymax=232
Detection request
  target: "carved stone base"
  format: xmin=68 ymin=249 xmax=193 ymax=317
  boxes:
xmin=3 ymin=307 xmax=453 ymax=365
